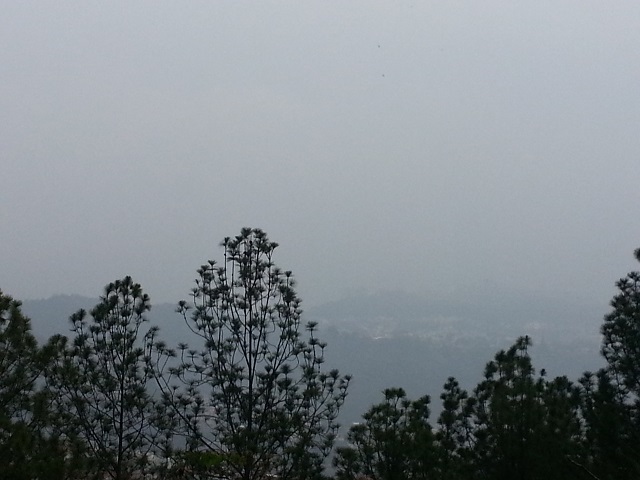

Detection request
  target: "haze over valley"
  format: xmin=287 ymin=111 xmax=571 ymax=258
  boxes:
xmin=21 ymin=286 xmax=607 ymax=425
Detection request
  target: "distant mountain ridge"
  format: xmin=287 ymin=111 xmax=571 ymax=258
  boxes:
xmin=19 ymin=290 xmax=606 ymax=425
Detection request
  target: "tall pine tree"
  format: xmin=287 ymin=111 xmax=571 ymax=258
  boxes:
xmin=49 ymin=277 xmax=162 ymax=480
xmin=149 ymin=228 xmax=350 ymax=480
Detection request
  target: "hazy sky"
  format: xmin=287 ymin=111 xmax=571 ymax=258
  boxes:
xmin=2 ymin=2 xmax=639 ymax=309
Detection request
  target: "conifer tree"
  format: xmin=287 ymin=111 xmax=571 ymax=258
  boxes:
xmin=578 ymin=370 xmax=635 ymax=479
xmin=149 ymin=228 xmax=350 ymax=480
xmin=334 ymin=388 xmax=435 ymax=480
xmin=601 ymin=248 xmax=640 ymax=400
xmin=435 ymin=377 xmax=474 ymax=480
xmin=468 ymin=337 xmax=582 ymax=480
xmin=577 ymin=247 xmax=640 ymax=478
xmin=0 ymin=291 xmax=70 ymax=479
xmin=49 ymin=277 xmax=161 ymax=480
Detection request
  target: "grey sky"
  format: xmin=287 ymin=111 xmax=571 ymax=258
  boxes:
xmin=2 ymin=1 xmax=639 ymax=309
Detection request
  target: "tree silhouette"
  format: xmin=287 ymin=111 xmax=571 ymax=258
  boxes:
xmin=577 ymin=247 xmax=640 ymax=479
xmin=0 ymin=290 xmax=70 ymax=479
xmin=334 ymin=387 xmax=435 ymax=480
xmin=149 ymin=228 xmax=350 ymax=480
xmin=49 ymin=277 xmax=161 ymax=480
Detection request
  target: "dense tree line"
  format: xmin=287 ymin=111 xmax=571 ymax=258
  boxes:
xmin=0 ymin=230 xmax=639 ymax=479
xmin=333 ymin=248 xmax=640 ymax=480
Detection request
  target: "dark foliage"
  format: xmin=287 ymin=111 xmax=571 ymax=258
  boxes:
xmin=148 ymin=228 xmax=350 ymax=480
xmin=334 ymin=387 xmax=435 ymax=480
xmin=2 ymin=239 xmax=639 ymax=480
xmin=0 ymin=291 xmax=72 ymax=479
xmin=47 ymin=277 xmax=162 ymax=480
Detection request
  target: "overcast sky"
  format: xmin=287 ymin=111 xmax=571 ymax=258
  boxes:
xmin=2 ymin=1 xmax=639 ymax=310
